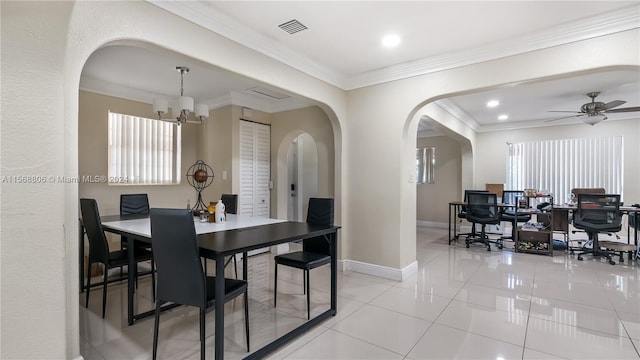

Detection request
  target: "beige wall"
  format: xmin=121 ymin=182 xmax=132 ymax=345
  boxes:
xmin=271 ymin=106 xmax=335 ymax=219
xmin=78 ymin=91 xmax=200 ymax=214
xmin=416 ymin=136 xmax=460 ymax=224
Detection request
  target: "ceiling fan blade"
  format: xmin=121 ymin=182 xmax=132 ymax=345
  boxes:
xmin=547 ymin=110 xmax=582 ymax=114
xmin=545 ymin=114 xmax=583 ymax=122
xmin=604 ymin=106 xmax=640 ymax=113
xmin=599 ymin=100 xmax=626 ymax=111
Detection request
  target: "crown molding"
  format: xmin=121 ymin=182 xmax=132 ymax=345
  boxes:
xmin=147 ymin=0 xmax=347 ymax=88
xmin=148 ymin=1 xmax=639 ymax=91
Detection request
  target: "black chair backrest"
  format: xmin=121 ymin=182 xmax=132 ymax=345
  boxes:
xmin=303 ymin=198 xmax=334 ymax=255
xmin=502 ymin=190 xmax=524 ymax=206
xmin=80 ymin=198 xmax=110 ymax=264
xmin=221 ymin=194 xmax=238 ymax=214
xmin=461 ymin=190 xmax=489 ymax=213
xmin=465 ymin=192 xmax=499 ymax=223
xmin=150 ymin=208 xmax=206 ymax=308
xmin=120 ymin=193 xmax=150 ymax=215
xmin=574 ymin=194 xmax=622 ymax=232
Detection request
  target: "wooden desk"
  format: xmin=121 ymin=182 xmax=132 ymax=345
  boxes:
xmin=92 ymin=214 xmax=340 ymax=360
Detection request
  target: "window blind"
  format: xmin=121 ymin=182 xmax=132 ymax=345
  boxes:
xmin=506 ymin=136 xmax=623 ymax=204
xmin=108 ymin=112 xmax=181 ymax=185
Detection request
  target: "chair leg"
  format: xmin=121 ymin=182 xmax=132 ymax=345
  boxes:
xmin=273 ymin=263 xmax=278 ymax=307
xmin=244 ymin=290 xmax=250 ymax=352
xmin=302 ymin=272 xmax=306 ymax=295
xmin=204 ymin=258 xmax=208 ymax=275
xmin=152 ymin=300 xmax=162 ymax=360
xmin=306 ymin=270 xmax=310 ymax=320
xmin=151 ymin=257 xmax=156 ymax=302
xmin=199 ymin=308 xmax=205 ymax=360
xmin=102 ymin=267 xmax=108 ymax=318
xmin=85 ymin=259 xmax=92 ymax=308
xmin=233 ymin=256 xmax=238 ymax=279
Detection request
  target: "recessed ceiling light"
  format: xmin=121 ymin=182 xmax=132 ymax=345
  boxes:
xmin=498 ymin=114 xmax=509 ymax=121
xmin=382 ymin=34 xmax=401 ymax=48
xmin=487 ymin=100 xmax=500 ymax=108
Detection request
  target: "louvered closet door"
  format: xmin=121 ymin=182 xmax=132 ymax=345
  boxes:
xmin=239 ymin=120 xmax=270 ymax=218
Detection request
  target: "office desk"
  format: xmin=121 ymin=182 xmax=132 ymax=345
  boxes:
xmin=95 ymin=214 xmax=340 ymax=360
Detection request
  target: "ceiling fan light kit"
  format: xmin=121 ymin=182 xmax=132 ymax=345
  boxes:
xmin=153 ymin=66 xmax=209 ymax=125
xmin=547 ymin=91 xmax=639 ymax=126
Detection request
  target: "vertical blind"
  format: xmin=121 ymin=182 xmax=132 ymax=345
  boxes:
xmin=506 ymin=136 xmax=623 ymax=204
xmin=416 ymin=147 xmax=435 ymax=184
xmin=108 ymin=112 xmax=181 ymax=185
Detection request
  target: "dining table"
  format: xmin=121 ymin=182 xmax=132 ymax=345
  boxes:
xmin=82 ymin=213 xmax=340 ymax=360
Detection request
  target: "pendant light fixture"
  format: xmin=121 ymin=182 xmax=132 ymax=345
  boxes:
xmin=152 ymin=66 xmax=209 ymax=125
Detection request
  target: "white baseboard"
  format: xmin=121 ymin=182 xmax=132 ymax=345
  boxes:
xmin=416 ymin=220 xmax=448 ymax=229
xmin=74 ymin=356 xmax=84 ymax=360
xmin=340 ymin=259 xmax=418 ymax=281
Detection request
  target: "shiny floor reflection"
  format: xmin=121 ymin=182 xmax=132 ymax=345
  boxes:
xmin=80 ymin=227 xmax=640 ymax=359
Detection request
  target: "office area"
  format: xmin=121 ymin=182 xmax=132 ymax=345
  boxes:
xmin=2 ymin=1 xmax=640 ymax=359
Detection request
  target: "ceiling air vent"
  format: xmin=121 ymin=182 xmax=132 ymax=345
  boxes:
xmin=247 ymin=86 xmax=291 ymax=100
xmin=278 ymin=19 xmax=308 ymax=34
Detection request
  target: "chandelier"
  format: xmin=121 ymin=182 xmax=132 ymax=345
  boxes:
xmin=152 ymin=66 xmax=209 ymax=125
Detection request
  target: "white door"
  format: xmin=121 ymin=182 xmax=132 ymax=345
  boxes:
xmin=239 ymin=120 xmax=271 ymax=255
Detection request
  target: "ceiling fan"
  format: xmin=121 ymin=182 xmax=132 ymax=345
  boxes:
xmin=546 ymin=92 xmax=640 ymax=125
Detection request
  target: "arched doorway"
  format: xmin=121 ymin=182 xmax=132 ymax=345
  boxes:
xmin=286 ymin=133 xmax=319 ymax=221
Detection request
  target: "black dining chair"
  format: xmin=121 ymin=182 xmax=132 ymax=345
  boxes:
xmin=221 ymin=194 xmax=239 ymax=278
xmin=573 ymin=194 xmax=622 ymax=265
xmin=465 ymin=192 xmax=501 ymax=251
xmin=150 ymin=208 xmax=249 ymax=360
xmin=274 ymin=198 xmax=334 ymax=320
xmin=120 ymin=194 xmax=154 ymax=286
xmin=80 ymin=198 xmax=155 ymax=318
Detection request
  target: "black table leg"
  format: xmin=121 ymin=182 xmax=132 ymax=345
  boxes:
xmin=215 ymin=253 xmax=225 ymax=360
xmin=127 ymin=236 xmax=135 ymax=325
xmin=79 ymin=220 xmax=85 ymax=291
xmin=330 ymin=233 xmax=337 ymax=312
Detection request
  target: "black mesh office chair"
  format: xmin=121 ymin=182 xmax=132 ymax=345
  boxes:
xmin=500 ymin=190 xmax=531 ymax=243
xmin=465 ymin=192 xmax=501 ymax=251
xmin=456 ymin=190 xmax=489 ymax=241
xmin=274 ymin=198 xmax=333 ymax=319
xmin=80 ymin=198 xmax=155 ymax=318
xmin=573 ymin=194 xmax=622 ymax=265
xmin=150 ymin=208 xmax=249 ymax=360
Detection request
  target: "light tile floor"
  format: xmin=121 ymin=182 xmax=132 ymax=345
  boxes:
xmin=80 ymin=227 xmax=640 ymax=359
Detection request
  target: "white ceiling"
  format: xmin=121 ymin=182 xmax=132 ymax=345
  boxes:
xmin=80 ymin=1 xmax=640 ymax=133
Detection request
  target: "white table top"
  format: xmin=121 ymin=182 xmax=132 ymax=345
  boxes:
xmin=102 ymin=214 xmax=287 ymax=238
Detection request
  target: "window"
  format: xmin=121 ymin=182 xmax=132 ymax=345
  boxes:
xmin=416 ymin=146 xmax=435 ymax=184
xmin=506 ymin=136 xmax=623 ymax=204
xmin=108 ymin=112 xmax=181 ymax=185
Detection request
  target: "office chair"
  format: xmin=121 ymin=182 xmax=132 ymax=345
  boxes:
xmin=456 ymin=190 xmax=489 ymax=242
xmin=150 ymin=208 xmax=249 ymax=360
xmin=80 ymin=198 xmax=155 ymax=318
xmin=500 ymin=190 xmax=531 ymax=244
xmin=465 ymin=192 xmax=501 ymax=251
xmin=274 ymin=198 xmax=333 ymax=319
xmin=573 ymin=194 xmax=622 ymax=265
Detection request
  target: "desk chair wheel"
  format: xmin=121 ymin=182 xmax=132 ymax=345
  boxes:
xmin=609 ymin=259 xmax=616 ymax=265
xmin=577 ymin=255 xmax=583 ymax=261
